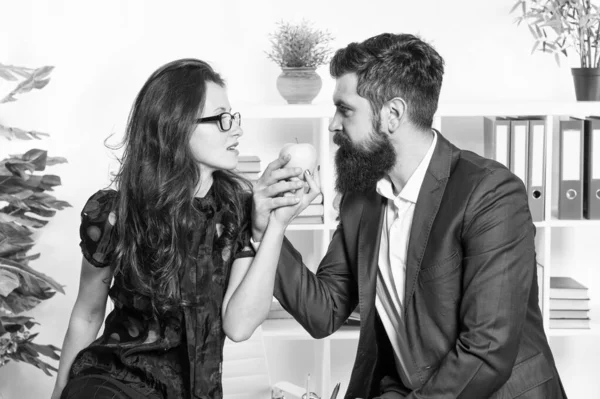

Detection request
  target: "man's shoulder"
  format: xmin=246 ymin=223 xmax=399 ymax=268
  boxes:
xmin=451 ymin=148 xmax=512 ymax=183
xmin=449 ymin=148 xmax=526 ymax=208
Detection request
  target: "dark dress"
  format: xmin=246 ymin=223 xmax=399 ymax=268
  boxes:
xmin=67 ymin=188 xmax=254 ymax=399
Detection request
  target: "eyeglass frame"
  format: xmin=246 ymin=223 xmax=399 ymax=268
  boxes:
xmin=195 ymin=111 xmax=241 ymax=132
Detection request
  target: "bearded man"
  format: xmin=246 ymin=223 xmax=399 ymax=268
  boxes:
xmin=251 ymin=33 xmax=566 ymax=399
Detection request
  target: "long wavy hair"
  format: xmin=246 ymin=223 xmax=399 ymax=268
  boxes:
xmin=111 ymin=59 xmax=252 ymax=315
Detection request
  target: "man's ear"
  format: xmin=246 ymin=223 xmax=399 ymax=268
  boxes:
xmin=383 ymin=97 xmax=407 ymax=133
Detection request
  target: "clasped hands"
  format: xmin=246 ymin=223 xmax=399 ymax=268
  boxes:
xmin=251 ymin=153 xmax=321 ymax=241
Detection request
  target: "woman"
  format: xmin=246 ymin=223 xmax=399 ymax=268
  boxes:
xmin=51 ymin=59 xmax=319 ymax=399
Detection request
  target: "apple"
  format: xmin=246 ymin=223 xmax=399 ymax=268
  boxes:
xmin=278 ymin=142 xmax=318 ymax=180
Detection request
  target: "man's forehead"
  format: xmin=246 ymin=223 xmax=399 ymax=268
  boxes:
xmin=333 ymin=73 xmax=359 ymax=102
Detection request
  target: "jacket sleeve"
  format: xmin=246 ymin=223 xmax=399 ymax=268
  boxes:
xmin=274 ymin=220 xmax=359 ymax=339
xmin=407 ymin=168 xmax=536 ymax=398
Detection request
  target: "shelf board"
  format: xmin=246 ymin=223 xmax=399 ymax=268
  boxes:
xmin=287 ymin=223 xmax=328 ymax=231
xmin=287 ymin=220 xmax=594 ymax=230
xmin=549 ymin=219 xmax=600 ymax=227
xmin=548 ymin=210 xmax=600 ymax=227
xmin=238 ymin=103 xmax=333 ymax=119
xmin=547 ymin=322 xmax=600 ymax=337
xmin=236 ymin=101 xmax=600 ymax=119
xmin=262 ymin=320 xmax=600 ymax=340
xmin=263 ymin=318 xmax=600 ymax=339
xmin=262 ymin=319 xmax=359 ymax=340
xmin=436 ymin=102 xmax=600 ymax=117
xmin=287 ymin=220 xmax=598 ymax=230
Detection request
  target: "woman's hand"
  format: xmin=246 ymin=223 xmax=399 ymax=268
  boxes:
xmin=270 ymin=168 xmax=321 ymax=229
xmin=251 ymin=154 xmax=304 ymax=241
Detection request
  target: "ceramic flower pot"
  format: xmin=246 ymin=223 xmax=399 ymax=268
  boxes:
xmin=276 ymin=67 xmax=322 ymax=104
xmin=571 ymin=68 xmax=600 ymax=101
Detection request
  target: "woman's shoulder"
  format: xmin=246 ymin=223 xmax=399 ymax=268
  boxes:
xmin=81 ymin=189 xmax=118 ymax=220
xmin=79 ymin=189 xmax=119 ymax=268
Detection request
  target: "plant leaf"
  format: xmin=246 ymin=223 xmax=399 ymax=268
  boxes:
xmin=0 ymin=212 xmax=47 ymax=228
xmin=0 ymin=66 xmax=54 ymax=104
xmin=0 ymin=64 xmax=34 ymax=81
xmin=0 ymin=257 xmax=65 ymax=294
xmin=0 ymin=291 xmax=42 ymax=314
xmin=510 ymin=0 xmax=523 ymax=14
xmin=19 ymin=273 xmax=57 ymax=300
xmin=0 ymin=236 xmax=35 ymax=259
xmin=0 ymin=192 xmax=31 ymax=210
xmin=22 ymin=202 xmax=55 ymax=218
xmin=528 ymin=24 xmax=539 ymax=38
xmin=41 ymin=175 xmax=61 ymax=189
xmin=0 ymin=315 xmax=37 ymax=329
xmin=0 ymin=221 xmax=32 ymax=238
xmin=0 ymin=125 xmax=50 ymax=141
xmin=0 ymin=174 xmax=62 ymax=194
xmin=21 ymin=150 xmax=48 ymax=172
xmin=44 ymin=157 xmax=68 ymax=167
xmin=0 ymin=269 xmax=21 ymax=296
xmin=26 ymin=342 xmax=61 ymax=360
xmin=5 ymin=161 xmax=36 ymax=180
xmin=28 ymin=192 xmax=71 ymax=210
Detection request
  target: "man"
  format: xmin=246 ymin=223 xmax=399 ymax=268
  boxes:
xmin=252 ymin=33 xmax=566 ymax=399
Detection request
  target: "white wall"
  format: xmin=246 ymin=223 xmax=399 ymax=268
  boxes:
xmin=0 ymin=0 xmax=595 ymax=398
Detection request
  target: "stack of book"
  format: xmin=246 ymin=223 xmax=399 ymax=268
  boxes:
xmin=236 ymin=155 xmax=261 ymax=184
xmin=291 ymin=193 xmax=324 ymax=224
xmin=549 ymin=276 xmax=590 ymax=329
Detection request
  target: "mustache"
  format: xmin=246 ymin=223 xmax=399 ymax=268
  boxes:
xmin=333 ymin=131 xmax=349 ymax=146
xmin=333 ymin=130 xmax=359 ymax=150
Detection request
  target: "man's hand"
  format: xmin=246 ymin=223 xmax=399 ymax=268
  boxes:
xmin=251 ymin=153 xmax=305 ymax=241
xmin=270 ymin=168 xmax=321 ymax=228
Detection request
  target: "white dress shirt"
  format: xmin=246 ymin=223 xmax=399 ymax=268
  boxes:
xmin=375 ymin=131 xmax=437 ymax=388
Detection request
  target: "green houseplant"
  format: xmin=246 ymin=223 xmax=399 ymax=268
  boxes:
xmin=511 ymin=0 xmax=600 ymax=100
xmin=266 ymin=20 xmax=334 ymax=104
xmin=0 ymin=63 xmax=69 ymax=375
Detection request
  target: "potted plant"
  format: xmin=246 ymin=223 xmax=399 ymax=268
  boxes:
xmin=0 ymin=63 xmax=69 ymax=376
xmin=265 ymin=19 xmax=334 ymax=104
xmin=511 ymin=0 xmax=600 ymax=101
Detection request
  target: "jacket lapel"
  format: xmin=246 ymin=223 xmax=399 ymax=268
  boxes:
xmin=404 ymin=132 xmax=455 ymax=315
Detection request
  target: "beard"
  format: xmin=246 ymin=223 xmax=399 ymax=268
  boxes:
xmin=333 ymin=120 xmax=397 ymax=193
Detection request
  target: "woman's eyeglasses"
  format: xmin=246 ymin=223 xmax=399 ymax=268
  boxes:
xmin=196 ymin=112 xmax=241 ymax=132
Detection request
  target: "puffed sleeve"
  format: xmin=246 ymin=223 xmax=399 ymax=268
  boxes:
xmin=232 ymin=192 xmax=255 ymax=261
xmin=79 ymin=189 xmax=119 ymax=268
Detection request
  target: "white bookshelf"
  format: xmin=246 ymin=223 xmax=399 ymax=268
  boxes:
xmin=239 ymin=101 xmax=600 ymax=397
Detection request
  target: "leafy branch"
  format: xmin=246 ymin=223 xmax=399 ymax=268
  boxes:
xmin=0 ymin=63 xmax=69 ymax=375
xmin=265 ymin=20 xmax=335 ymax=68
xmin=511 ymin=0 xmax=600 ymax=67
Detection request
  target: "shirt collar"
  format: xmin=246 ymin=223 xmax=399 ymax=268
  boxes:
xmin=376 ymin=130 xmax=437 ymax=204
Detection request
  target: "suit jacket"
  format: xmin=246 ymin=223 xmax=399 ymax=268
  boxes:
xmin=274 ymin=132 xmax=567 ymax=399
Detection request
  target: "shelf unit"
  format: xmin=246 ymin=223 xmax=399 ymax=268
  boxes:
xmin=238 ymin=101 xmax=600 ymax=397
